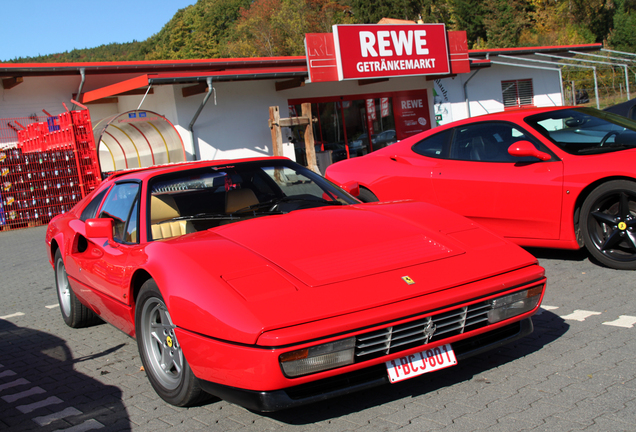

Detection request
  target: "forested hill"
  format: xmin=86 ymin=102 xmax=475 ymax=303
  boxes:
xmin=6 ymin=0 xmax=636 ymax=63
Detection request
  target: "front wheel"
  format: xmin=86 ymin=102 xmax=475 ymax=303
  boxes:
xmin=54 ymin=249 xmax=100 ymax=328
xmin=581 ymin=180 xmax=636 ymax=270
xmin=135 ymin=279 xmax=209 ymax=406
xmin=357 ymin=188 xmax=379 ymax=203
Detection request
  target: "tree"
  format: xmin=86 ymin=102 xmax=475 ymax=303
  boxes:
xmin=349 ymin=0 xmax=425 ymax=23
xmin=608 ymin=0 xmax=636 ymax=52
xmin=223 ymin=0 xmax=353 ymax=57
xmin=481 ymin=0 xmax=534 ymax=48
xmin=447 ymin=0 xmax=486 ymax=47
xmin=147 ymin=0 xmax=251 ymax=59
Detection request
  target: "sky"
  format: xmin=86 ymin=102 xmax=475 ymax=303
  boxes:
xmin=0 ymin=0 xmax=197 ymax=62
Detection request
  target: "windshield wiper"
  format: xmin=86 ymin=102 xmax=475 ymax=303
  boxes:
xmin=169 ymin=213 xmax=232 ymax=221
xmin=232 ymin=196 xmax=342 ymax=214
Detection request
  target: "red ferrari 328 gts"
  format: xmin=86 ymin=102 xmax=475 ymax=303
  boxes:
xmin=327 ymin=107 xmax=636 ymax=270
xmin=47 ymin=157 xmax=546 ymax=411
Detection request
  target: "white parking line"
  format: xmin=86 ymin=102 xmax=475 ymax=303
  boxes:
xmin=603 ymin=315 xmax=636 ymax=328
xmin=46 ymin=304 xmax=60 ymax=309
xmin=17 ymin=395 xmax=64 ymax=414
xmin=33 ymin=406 xmax=81 ymax=425
xmin=0 ymin=312 xmax=25 ymax=319
xmin=55 ymin=418 xmax=105 ymax=431
xmin=536 ymin=305 xmax=559 ymax=315
xmin=1 ymin=386 xmax=46 ymax=403
xmin=561 ymin=310 xmax=602 ymax=321
xmin=0 ymin=378 xmax=30 ymax=392
xmin=0 ymin=370 xmax=16 ymax=378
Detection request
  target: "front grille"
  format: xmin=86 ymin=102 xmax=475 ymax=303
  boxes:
xmin=355 ymin=301 xmax=492 ymax=362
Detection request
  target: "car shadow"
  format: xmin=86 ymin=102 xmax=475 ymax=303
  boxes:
xmin=523 ymin=246 xmax=590 ymax=262
xmin=0 ymin=319 xmax=131 ymax=431
xmin=523 ymin=246 xmax=622 ymax=270
xmin=264 ymin=310 xmax=569 ymax=425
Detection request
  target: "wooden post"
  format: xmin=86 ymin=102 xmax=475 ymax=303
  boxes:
xmin=269 ymin=106 xmax=283 ymax=157
xmin=302 ymin=103 xmax=320 ymax=174
xmin=268 ymin=105 xmax=320 ymax=174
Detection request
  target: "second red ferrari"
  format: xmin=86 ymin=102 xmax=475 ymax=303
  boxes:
xmin=327 ymin=107 xmax=636 ymax=270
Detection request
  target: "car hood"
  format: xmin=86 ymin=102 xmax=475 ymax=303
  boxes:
xmin=157 ymin=201 xmax=538 ymax=344
xmin=214 ymin=202 xmax=466 ymax=287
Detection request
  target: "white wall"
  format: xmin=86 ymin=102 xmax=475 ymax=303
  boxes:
xmin=433 ymin=63 xmax=564 ymax=125
xmin=166 ymin=76 xmax=437 ymax=162
xmin=0 ymin=76 xmax=80 ymax=119
xmin=1 ymin=62 xmax=564 ymax=161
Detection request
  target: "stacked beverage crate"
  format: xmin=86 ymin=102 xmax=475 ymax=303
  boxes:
xmin=0 ymin=110 xmax=101 ymax=231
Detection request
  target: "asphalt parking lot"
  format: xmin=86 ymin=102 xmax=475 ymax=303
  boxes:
xmin=0 ymin=226 xmax=635 ymax=432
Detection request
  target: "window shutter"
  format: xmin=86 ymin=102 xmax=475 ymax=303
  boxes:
xmin=501 ymin=79 xmax=534 ymax=109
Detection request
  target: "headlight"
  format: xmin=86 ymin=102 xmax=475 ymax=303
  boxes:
xmin=280 ymin=337 xmax=356 ymax=377
xmin=488 ymin=285 xmax=543 ymax=324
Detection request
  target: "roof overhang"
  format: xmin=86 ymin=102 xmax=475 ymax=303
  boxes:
xmin=80 ymin=66 xmax=309 ymax=103
xmin=0 ymin=56 xmax=308 ymax=77
xmin=469 ymin=43 xmax=603 ymax=59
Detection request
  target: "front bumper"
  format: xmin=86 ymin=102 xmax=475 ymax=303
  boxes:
xmin=198 ymin=318 xmax=533 ymax=412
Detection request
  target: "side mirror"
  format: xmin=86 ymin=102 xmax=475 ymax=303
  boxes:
xmin=340 ymin=182 xmax=360 ymax=197
xmin=85 ymin=218 xmax=114 ymax=244
xmin=508 ymin=140 xmax=551 ymax=161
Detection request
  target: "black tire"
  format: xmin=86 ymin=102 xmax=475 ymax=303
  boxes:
xmin=135 ymin=279 xmax=209 ymax=406
xmin=357 ymin=188 xmax=379 ymax=203
xmin=581 ymin=180 xmax=636 ymax=270
xmin=54 ymin=249 xmax=101 ymax=328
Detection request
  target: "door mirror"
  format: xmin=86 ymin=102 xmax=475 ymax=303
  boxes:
xmin=85 ymin=218 xmax=114 ymax=244
xmin=340 ymin=182 xmax=360 ymax=197
xmin=508 ymin=140 xmax=551 ymax=161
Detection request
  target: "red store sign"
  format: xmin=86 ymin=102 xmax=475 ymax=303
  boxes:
xmin=393 ymin=90 xmax=431 ymax=139
xmin=332 ymin=24 xmax=450 ymax=80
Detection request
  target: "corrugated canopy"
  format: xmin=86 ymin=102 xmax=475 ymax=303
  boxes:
xmin=93 ymin=110 xmax=186 ymax=174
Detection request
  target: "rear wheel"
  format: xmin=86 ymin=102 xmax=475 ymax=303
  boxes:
xmin=54 ymin=249 xmax=100 ymax=328
xmin=581 ymin=180 xmax=636 ymax=270
xmin=357 ymin=188 xmax=379 ymax=203
xmin=135 ymin=279 xmax=209 ymax=406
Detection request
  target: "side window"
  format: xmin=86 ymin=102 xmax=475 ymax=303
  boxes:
xmin=98 ymin=183 xmax=140 ymax=243
xmin=80 ymin=188 xmax=109 ymax=222
xmin=450 ymin=122 xmax=543 ymax=162
xmin=125 ymin=200 xmax=139 ymax=244
xmin=412 ymin=129 xmax=451 ymax=158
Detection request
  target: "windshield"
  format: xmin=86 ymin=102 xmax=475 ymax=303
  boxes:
xmin=525 ymin=108 xmax=636 ymax=155
xmin=147 ymin=160 xmax=359 ymax=239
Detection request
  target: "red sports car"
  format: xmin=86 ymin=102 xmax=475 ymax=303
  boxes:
xmin=327 ymin=107 xmax=636 ymax=270
xmin=47 ymin=157 xmax=546 ymax=411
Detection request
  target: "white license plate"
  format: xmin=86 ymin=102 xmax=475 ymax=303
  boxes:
xmin=386 ymin=344 xmax=457 ymax=383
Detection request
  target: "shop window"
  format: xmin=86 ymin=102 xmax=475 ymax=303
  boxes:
xmin=288 ymin=90 xmax=430 ymax=168
xmin=502 ymin=79 xmax=534 ymax=109
xmin=289 ymin=98 xmax=396 ymax=166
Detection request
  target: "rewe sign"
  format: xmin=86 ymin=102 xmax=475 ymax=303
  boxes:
xmin=333 ymin=24 xmax=450 ymax=80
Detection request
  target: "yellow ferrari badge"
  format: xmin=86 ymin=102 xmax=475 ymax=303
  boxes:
xmin=402 ymin=276 xmax=415 ymax=285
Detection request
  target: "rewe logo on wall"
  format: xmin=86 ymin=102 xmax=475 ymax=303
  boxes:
xmin=359 ymin=30 xmax=429 ymax=57
xmin=305 ymin=26 xmax=468 ymax=83
xmin=333 ymin=24 xmax=450 ymax=80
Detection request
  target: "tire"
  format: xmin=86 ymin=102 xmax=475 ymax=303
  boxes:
xmin=581 ymin=180 xmax=636 ymax=270
xmin=357 ymin=188 xmax=379 ymax=203
xmin=54 ymin=249 xmax=101 ymax=328
xmin=135 ymin=279 xmax=209 ymax=406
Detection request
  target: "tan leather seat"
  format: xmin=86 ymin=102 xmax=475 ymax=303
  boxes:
xmin=151 ymin=195 xmax=194 ymax=240
xmin=225 ymin=189 xmax=259 ymax=213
